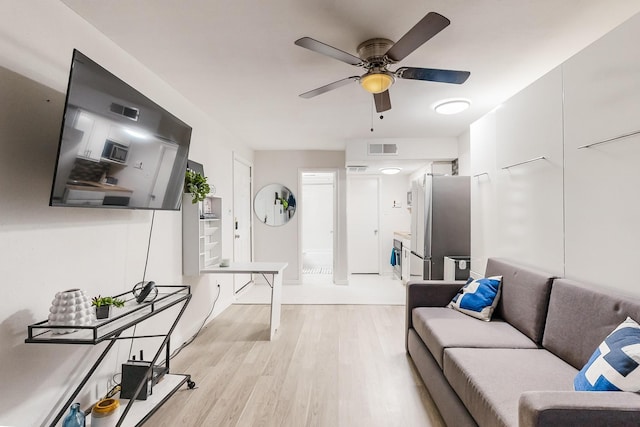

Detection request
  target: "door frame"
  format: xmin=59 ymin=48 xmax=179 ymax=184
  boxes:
xmin=232 ymin=152 xmax=254 ymax=292
xmin=298 ymin=168 xmax=338 ymax=284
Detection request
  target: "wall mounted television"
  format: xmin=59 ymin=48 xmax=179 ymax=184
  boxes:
xmin=49 ymin=49 xmax=192 ymax=210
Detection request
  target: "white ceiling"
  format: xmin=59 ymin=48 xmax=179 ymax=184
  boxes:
xmin=61 ymin=0 xmax=640 ymax=152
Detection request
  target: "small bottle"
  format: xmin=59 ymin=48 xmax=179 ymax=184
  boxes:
xmin=62 ymin=403 xmax=85 ymax=427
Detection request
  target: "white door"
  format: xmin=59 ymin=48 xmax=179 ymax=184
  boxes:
xmin=301 ymin=172 xmax=335 ymax=276
xmin=233 ymin=155 xmax=252 ymax=293
xmin=347 ymin=176 xmax=379 ymax=273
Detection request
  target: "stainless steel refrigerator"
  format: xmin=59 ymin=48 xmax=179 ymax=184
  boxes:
xmin=410 ymin=174 xmax=470 ymax=280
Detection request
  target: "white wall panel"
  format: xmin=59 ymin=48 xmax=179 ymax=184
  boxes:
xmin=563 ymin=13 xmax=640 ymax=292
xmin=470 ymin=68 xmax=565 ymax=277
xmin=494 ymin=67 xmax=565 ymax=276
xmin=469 ymin=111 xmax=497 ymax=276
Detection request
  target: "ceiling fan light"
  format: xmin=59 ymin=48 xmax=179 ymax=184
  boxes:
xmin=361 ymin=73 xmax=394 ymax=94
xmin=434 ymin=99 xmax=471 ymax=115
xmin=380 ymin=167 xmax=401 ymax=175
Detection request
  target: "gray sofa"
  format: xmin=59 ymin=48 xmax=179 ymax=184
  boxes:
xmin=406 ymin=258 xmax=640 ymax=427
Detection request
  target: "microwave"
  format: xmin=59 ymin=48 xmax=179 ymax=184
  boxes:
xmin=102 ymin=139 xmax=129 ymax=164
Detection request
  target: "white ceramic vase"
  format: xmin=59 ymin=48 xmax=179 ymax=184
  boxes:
xmin=48 ymin=288 xmax=95 ymax=334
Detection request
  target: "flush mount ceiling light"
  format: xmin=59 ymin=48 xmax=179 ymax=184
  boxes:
xmin=360 ymin=71 xmax=395 ymax=94
xmin=380 ymin=167 xmax=401 ymax=175
xmin=434 ymin=99 xmax=471 ymax=115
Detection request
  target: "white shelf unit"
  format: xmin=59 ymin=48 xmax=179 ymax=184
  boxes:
xmin=182 ymin=194 xmax=222 ymax=275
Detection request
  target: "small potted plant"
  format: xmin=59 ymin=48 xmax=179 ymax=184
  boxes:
xmin=92 ymin=295 xmax=126 ymax=320
xmin=184 ymin=169 xmax=210 ymax=204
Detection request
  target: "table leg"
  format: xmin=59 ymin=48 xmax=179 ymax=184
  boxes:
xmin=269 ymin=272 xmax=282 ymax=340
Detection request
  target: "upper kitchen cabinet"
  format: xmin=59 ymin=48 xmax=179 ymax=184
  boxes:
xmin=563 ymin=13 xmax=640 ymax=290
xmin=73 ymin=109 xmax=108 ymax=161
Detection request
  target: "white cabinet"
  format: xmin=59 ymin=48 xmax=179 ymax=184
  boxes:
xmin=74 ymin=109 xmax=109 ymax=161
xmin=562 ymin=13 xmax=640 ymax=291
xmin=182 ymin=194 xmax=222 ymax=275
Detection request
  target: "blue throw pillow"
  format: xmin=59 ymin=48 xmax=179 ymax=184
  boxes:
xmin=574 ymin=317 xmax=640 ymax=392
xmin=448 ymin=276 xmax=502 ymax=321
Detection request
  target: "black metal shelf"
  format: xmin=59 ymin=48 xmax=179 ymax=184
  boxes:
xmin=26 ymin=285 xmax=190 ymax=344
xmin=25 ymin=285 xmax=194 ymax=426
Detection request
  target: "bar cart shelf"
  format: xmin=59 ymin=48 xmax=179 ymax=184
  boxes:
xmin=25 ymin=285 xmax=194 ymax=426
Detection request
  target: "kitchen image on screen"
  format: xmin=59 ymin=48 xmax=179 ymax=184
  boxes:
xmin=49 ymin=50 xmax=191 ymax=211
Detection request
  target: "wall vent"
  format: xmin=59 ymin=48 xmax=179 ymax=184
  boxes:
xmin=347 ymin=165 xmax=368 ymax=173
xmin=110 ymin=102 xmax=140 ymax=121
xmin=368 ymin=143 xmax=398 ymax=156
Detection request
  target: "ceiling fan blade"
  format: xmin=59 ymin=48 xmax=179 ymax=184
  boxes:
xmin=385 ymin=12 xmax=450 ymax=62
xmin=396 ymin=67 xmax=470 ymax=84
xmin=374 ymin=90 xmax=391 ymax=113
xmin=295 ymin=37 xmax=363 ymax=66
xmin=299 ymin=76 xmax=359 ymax=99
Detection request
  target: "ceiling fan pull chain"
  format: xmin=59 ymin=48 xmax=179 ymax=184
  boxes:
xmin=370 ymin=99 xmax=374 ymax=132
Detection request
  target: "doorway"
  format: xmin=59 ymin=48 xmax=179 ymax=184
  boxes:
xmin=300 ymin=171 xmax=336 ymax=281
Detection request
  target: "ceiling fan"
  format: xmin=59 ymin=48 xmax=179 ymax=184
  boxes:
xmin=294 ymin=12 xmax=470 ymax=113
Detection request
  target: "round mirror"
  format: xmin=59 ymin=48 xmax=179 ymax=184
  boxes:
xmin=254 ymin=183 xmax=296 ymax=226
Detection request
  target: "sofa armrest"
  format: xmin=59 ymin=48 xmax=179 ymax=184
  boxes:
xmin=519 ymin=391 xmax=640 ymax=427
xmin=406 ymin=281 xmax=465 ymax=346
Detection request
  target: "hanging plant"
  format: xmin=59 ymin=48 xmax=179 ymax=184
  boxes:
xmin=185 ymin=169 xmax=210 ymax=204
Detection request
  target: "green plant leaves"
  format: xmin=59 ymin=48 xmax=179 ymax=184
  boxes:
xmin=91 ymin=295 xmax=126 ymax=308
xmin=185 ymin=170 xmax=210 ymax=204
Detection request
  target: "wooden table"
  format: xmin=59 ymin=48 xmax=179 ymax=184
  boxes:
xmin=201 ymin=262 xmax=288 ymax=340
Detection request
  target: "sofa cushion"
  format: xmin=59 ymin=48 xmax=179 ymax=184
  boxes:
xmin=543 ymin=279 xmax=640 ymax=370
xmin=412 ymin=307 xmax=538 ymax=368
xmin=574 ymin=317 xmax=640 ymax=392
xmin=485 ymin=258 xmax=554 ymax=344
xmin=444 ymin=348 xmax=577 ymax=427
xmin=448 ymin=276 xmax=503 ymax=321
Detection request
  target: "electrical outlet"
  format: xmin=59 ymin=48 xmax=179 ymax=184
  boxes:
xmin=134 ymin=161 xmax=143 ymax=169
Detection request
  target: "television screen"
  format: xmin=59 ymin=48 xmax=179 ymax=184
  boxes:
xmin=49 ymin=49 xmax=192 ymax=210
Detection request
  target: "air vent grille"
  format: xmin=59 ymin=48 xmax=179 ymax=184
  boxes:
xmin=110 ymin=103 xmax=139 ymax=121
xmin=368 ymin=143 xmax=398 ymax=155
xmin=347 ymin=166 xmax=368 ymax=173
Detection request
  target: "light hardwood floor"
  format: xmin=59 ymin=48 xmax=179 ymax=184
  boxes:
xmin=149 ymin=304 xmax=444 ymax=427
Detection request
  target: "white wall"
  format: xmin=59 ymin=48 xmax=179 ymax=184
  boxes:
xmin=471 ymin=67 xmax=565 ymax=277
xmin=0 ymin=3 xmax=251 ymax=426
xmin=562 ymin=13 xmax=640 ymax=292
xmin=457 ymin=129 xmax=471 ymax=176
xmin=470 ymin=12 xmax=640 ymax=294
xmin=345 ymin=137 xmax=459 ymax=163
xmin=253 ymin=151 xmax=347 ymax=283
